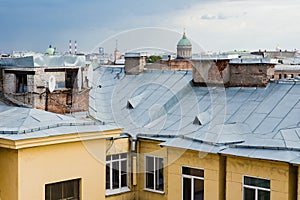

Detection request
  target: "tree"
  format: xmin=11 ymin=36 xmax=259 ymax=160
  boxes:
xmin=147 ymin=55 xmax=162 ymax=63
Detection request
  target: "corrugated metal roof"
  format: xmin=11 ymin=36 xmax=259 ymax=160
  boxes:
xmin=91 ymin=66 xmax=300 ymax=164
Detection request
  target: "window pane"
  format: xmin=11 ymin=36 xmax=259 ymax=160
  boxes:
xmin=112 ymin=161 xmax=119 ymax=189
xmin=121 ymin=160 xmax=127 ymax=174
xmin=182 ymin=167 xmax=204 ymax=178
xmin=244 ymin=176 xmax=270 ymax=189
xmin=63 ymin=180 xmax=75 ymax=198
xmin=106 ymin=164 xmax=110 ymax=189
xmin=46 ymin=179 xmax=80 ymax=200
xmin=156 ymin=158 xmax=164 ymax=191
xmin=146 ymin=156 xmax=154 ymax=172
xmin=121 ymin=174 xmax=127 ymax=187
xmin=183 ymin=177 xmax=191 ymax=200
xmin=244 ymin=187 xmax=255 ymax=200
xmin=45 ymin=185 xmax=51 ymax=200
xmin=258 ymin=190 xmax=270 ymax=200
xmin=121 ymin=153 xmax=127 ymax=159
xmin=121 ymin=160 xmax=127 ymax=187
xmin=51 ymin=183 xmax=62 ymax=200
xmin=146 ymin=172 xmax=154 ymax=189
xmin=106 ymin=155 xmax=111 ymax=161
xmin=194 ymin=178 xmax=204 ymax=200
xmin=112 ymin=154 xmax=119 ymax=160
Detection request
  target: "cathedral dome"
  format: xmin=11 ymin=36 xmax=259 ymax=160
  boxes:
xmin=176 ymin=32 xmax=192 ymax=59
xmin=177 ymin=32 xmax=192 ymax=46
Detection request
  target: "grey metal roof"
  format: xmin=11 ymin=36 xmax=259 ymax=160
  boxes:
xmin=0 ymin=104 xmax=118 ymax=141
xmin=0 ymin=55 xmax=86 ymax=68
xmin=91 ymin=66 xmax=300 ymax=164
xmin=275 ymin=64 xmax=300 ymax=71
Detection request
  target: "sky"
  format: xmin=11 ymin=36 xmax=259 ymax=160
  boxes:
xmin=1 ymin=0 xmax=300 ymax=54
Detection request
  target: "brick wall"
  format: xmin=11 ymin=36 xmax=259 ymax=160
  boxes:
xmin=192 ymin=60 xmax=275 ymax=87
xmin=159 ymin=60 xmax=192 ymax=70
xmin=45 ymin=88 xmax=90 ymax=114
xmin=192 ymin=60 xmax=230 ymax=86
xmin=229 ymin=63 xmax=275 ymax=87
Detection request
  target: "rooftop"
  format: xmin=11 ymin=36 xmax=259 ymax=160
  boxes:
xmin=0 ymin=55 xmax=86 ymax=68
xmin=90 ymin=66 xmax=300 ymax=164
xmin=0 ymin=103 xmax=118 ymax=141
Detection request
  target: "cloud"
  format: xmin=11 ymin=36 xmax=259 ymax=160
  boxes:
xmin=200 ymin=13 xmax=237 ymax=20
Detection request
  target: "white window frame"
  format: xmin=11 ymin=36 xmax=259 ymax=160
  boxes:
xmin=242 ymin=175 xmax=270 ymax=200
xmin=144 ymin=155 xmax=164 ymax=194
xmin=182 ymin=166 xmax=204 ymax=200
xmin=106 ymin=153 xmax=130 ymax=196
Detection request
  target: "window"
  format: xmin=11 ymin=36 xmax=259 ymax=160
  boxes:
xmin=145 ymin=155 xmax=164 ymax=192
xmin=45 ymin=179 xmax=80 ymax=200
xmin=243 ymin=176 xmax=270 ymax=200
xmin=106 ymin=153 xmax=129 ymax=194
xmin=182 ymin=166 xmax=204 ymax=200
xmin=16 ymin=74 xmax=28 ymax=93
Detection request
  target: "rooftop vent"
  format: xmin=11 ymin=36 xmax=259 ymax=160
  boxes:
xmin=193 ymin=111 xmax=211 ymax=125
xmin=127 ymin=93 xmax=144 ymax=109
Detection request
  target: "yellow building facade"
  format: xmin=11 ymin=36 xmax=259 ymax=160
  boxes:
xmin=0 ymin=129 xmax=122 ymax=200
xmin=102 ymin=138 xmax=299 ymax=200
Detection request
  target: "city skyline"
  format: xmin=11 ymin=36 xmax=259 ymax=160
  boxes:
xmin=1 ymin=0 xmax=300 ymax=54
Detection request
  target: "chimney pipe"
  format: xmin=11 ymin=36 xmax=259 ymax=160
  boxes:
xmin=69 ymin=40 xmax=72 ymax=54
xmin=75 ymin=40 xmax=77 ymax=55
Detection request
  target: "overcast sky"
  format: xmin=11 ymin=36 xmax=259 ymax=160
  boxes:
xmin=1 ymin=0 xmax=299 ymax=54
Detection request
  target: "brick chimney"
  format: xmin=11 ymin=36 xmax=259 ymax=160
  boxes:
xmin=192 ymin=59 xmax=231 ymax=86
xmin=192 ymin=58 xmax=276 ymax=87
xmin=124 ymin=53 xmax=147 ymax=75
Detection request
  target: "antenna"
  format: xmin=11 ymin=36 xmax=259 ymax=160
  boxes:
xmin=69 ymin=40 xmax=72 ymax=54
xmin=48 ymin=75 xmax=56 ymax=93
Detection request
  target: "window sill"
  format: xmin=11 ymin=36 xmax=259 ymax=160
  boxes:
xmin=143 ymin=188 xmax=165 ymax=194
xmin=106 ymin=187 xmax=130 ymax=196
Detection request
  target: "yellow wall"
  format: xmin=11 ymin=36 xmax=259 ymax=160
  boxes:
xmin=137 ymin=139 xmax=168 ymax=200
xmin=0 ymin=148 xmax=18 ymax=200
xmin=17 ymin=139 xmax=106 ymax=200
xmin=106 ymin=138 xmax=130 ymax=156
xmin=106 ymin=138 xmax=135 ymax=200
xmin=226 ymin=156 xmax=291 ymax=200
xmin=167 ymin=147 xmax=224 ymax=200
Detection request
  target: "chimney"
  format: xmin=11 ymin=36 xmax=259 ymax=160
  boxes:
xmin=192 ymin=57 xmax=276 ymax=87
xmin=69 ymin=40 xmax=72 ymax=54
xmin=74 ymin=40 xmax=77 ymax=55
xmin=124 ymin=52 xmax=147 ymax=75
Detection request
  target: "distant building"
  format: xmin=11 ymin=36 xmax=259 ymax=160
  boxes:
xmin=0 ymin=55 xmax=92 ymax=114
xmin=274 ymin=64 xmax=300 ymax=80
xmin=251 ymin=50 xmax=296 ymax=59
xmin=155 ymin=32 xmax=193 ymax=71
xmin=176 ymin=31 xmax=192 ymax=59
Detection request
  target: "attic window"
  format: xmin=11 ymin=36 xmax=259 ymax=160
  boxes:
xmin=193 ymin=116 xmax=202 ymax=125
xmin=126 ymin=94 xmax=143 ymax=109
xmin=16 ymin=74 xmax=28 ymax=93
xmin=193 ymin=112 xmax=211 ymax=126
xmin=127 ymin=101 xmax=134 ymax=109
